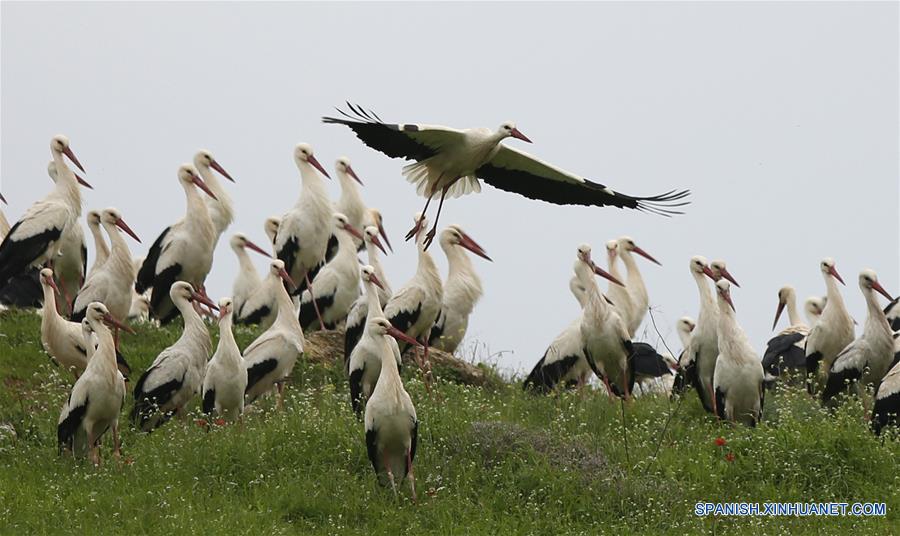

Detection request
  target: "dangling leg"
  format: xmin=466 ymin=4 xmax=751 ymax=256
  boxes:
xmin=305 ymin=273 xmax=326 ymax=331
xmin=405 ymin=190 xmax=436 ymax=241
xmin=407 ymin=448 xmax=418 ymax=503
xmin=423 ymin=186 xmax=451 ymax=250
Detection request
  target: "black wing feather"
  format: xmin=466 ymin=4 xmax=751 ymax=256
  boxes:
xmin=0 ymin=222 xmax=62 ymax=286
xmin=136 ymin=226 xmax=170 ymax=293
xmin=323 ymin=106 xmax=438 ymax=162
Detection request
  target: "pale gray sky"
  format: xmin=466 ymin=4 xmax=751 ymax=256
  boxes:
xmin=2 ymin=2 xmax=897 ymax=374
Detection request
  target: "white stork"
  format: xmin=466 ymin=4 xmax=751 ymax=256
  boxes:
xmin=128 ymin=256 xmax=150 ymax=322
xmin=323 ymin=104 xmax=690 ymax=247
xmin=344 ymin=225 xmax=393 ymax=361
xmin=0 ymin=135 xmax=90 ymax=288
xmin=364 ymin=208 xmax=393 ymax=253
xmin=131 ymin=282 xmax=216 ymax=432
xmin=428 ymin=225 xmax=492 ymax=353
xmin=202 ymin=298 xmax=247 ymax=423
xmin=381 ymin=214 xmax=443 ymax=383
xmin=135 ymin=165 xmax=218 ymax=324
xmin=347 ymin=266 xmax=396 ymax=414
xmin=243 ymin=260 xmax=304 ymax=409
xmin=523 ymin=276 xmax=593 ymax=393
xmin=615 ymin=236 xmax=661 ymax=336
xmin=193 ymin=150 xmax=236 ymax=240
xmin=806 ymin=296 xmax=827 ymax=326
xmin=670 ymin=316 xmax=696 ymax=396
xmin=298 ymin=213 xmax=365 ymax=332
xmin=263 ymin=216 xmax=281 ymax=247
xmin=57 ymin=302 xmax=129 ymax=464
xmin=679 ymin=256 xmax=718 ymax=412
xmin=713 ymin=280 xmax=765 ymax=426
xmin=822 ymin=270 xmax=894 ymax=404
xmin=709 ymin=260 xmax=741 ymax=287
xmin=805 ymin=258 xmax=855 ymax=394
xmin=763 ymin=285 xmax=814 ymax=385
xmin=85 ymin=210 xmax=108 ymax=278
xmin=364 ymin=316 xmax=423 ymax=501
xmin=574 ymin=244 xmax=631 ymax=398
xmin=333 ymin=157 xmax=367 ymax=238
xmin=274 ymin=143 xmax=335 ymax=301
xmin=229 ymin=233 xmax=272 ymax=323
xmin=605 ymin=240 xmax=633 ymax=333
xmin=45 ymin=161 xmax=87 ymax=314
xmin=71 ymin=208 xmax=141 ymax=334
xmin=872 ymin=335 xmax=900 ymax=435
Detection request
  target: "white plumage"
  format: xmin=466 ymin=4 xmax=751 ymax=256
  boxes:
xmin=202 ymin=298 xmax=247 ymax=422
xmin=193 ymin=150 xmax=236 ymax=240
xmin=805 ymin=258 xmax=855 ymax=393
xmin=229 ymin=234 xmax=272 ymax=323
xmin=613 ymin=236 xmax=661 ymax=337
xmin=85 ymin=210 xmax=108 ymax=279
xmin=45 ymin=161 xmax=86 ymax=314
xmin=679 ymin=256 xmax=718 ymax=412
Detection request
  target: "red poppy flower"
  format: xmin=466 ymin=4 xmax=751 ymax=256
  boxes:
xmin=725 ymin=452 xmax=735 ymax=462
xmin=715 ymin=437 xmax=727 ymax=447
xmin=214 ymin=418 xmax=226 ymax=426
xmin=195 ymin=419 xmax=208 ymax=427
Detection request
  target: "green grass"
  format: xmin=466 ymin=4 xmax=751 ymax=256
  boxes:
xmin=0 ymin=309 xmax=898 ymax=534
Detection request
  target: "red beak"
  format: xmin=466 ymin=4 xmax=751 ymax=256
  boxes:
xmin=244 ymin=239 xmax=272 ymax=258
xmin=210 ymin=159 xmax=235 ymax=183
xmin=308 ymin=155 xmax=331 ymax=179
xmin=74 ymin=172 xmax=93 ymax=190
xmin=872 ymin=281 xmax=894 ymax=302
xmin=387 ymin=325 xmax=422 ymax=348
xmin=592 ymin=262 xmax=624 ymax=287
xmin=457 ymin=231 xmax=492 ymax=262
xmin=702 ymin=265 xmax=716 ymax=280
xmin=346 ymin=165 xmax=363 ymax=186
xmin=369 ymin=233 xmax=388 ymax=255
xmin=115 ymin=218 xmax=141 ymax=243
xmin=343 ymin=223 xmax=365 ymax=242
xmin=718 ymin=267 xmax=741 ymax=288
xmin=369 ymin=273 xmax=386 ymax=291
xmin=772 ymin=300 xmax=786 ymax=331
xmin=632 ymin=245 xmax=661 ymax=266
xmin=44 ymin=274 xmax=61 ymax=295
xmin=103 ymin=313 xmax=135 ymax=334
xmin=377 ymin=220 xmax=393 ymax=253
xmin=191 ymin=291 xmax=219 ymax=311
xmin=218 ymin=304 xmax=231 ymax=322
xmin=828 ymin=265 xmax=845 ymax=285
xmin=62 ymin=146 xmax=86 ymax=173
xmin=278 ymin=267 xmax=296 ymax=291
xmin=192 ymin=174 xmax=218 ymax=200
xmin=510 ymin=128 xmax=532 ymax=143
xmin=721 ymin=291 xmax=736 ymax=313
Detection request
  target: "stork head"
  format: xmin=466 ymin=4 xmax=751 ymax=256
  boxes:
xmin=716 ymin=279 xmax=736 ymax=313
xmin=805 ymin=296 xmax=826 ymax=319
xmin=412 ymin=212 xmax=430 ymax=243
xmin=269 ymin=259 xmax=295 ymax=290
xmin=132 ymin=295 xmax=151 ymax=318
xmin=263 ymin=216 xmax=281 ymax=244
xmin=859 ymin=269 xmax=893 ymax=302
xmin=368 ymin=209 xmax=392 ymax=252
xmin=217 ymin=297 xmax=234 ymax=323
xmin=294 ymin=143 xmax=330 ymax=179
xmin=178 ymin=164 xmax=218 ymax=200
xmin=440 ymin=225 xmax=492 ymax=261
xmin=820 ymin=258 xmax=844 ymax=285
xmin=363 ymin=226 xmax=388 ymax=255
xmin=87 ymin=210 xmax=102 ymax=227
xmin=368 ymin=316 xmax=423 ymax=347
xmin=605 ymin=240 xmax=618 ymax=260
xmin=85 ymin=301 xmax=134 ymax=334
xmin=39 ymin=268 xmax=60 ymax=295
xmin=618 ymin=236 xmax=661 ymax=266
xmin=576 ymin=243 xmax=624 ymax=286
xmin=50 ymin=134 xmax=86 ymax=173
xmin=194 ymin=150 xmax=235 ymax=183
xmin=772 ymin=285 xmax=796 ymax=330
xmin=170 ymin=281 xmax=218 ymax=311
xmin=498 ymin=122 xmax=531 ymax=143
xmin=360 ymin=264 xmax=386 ymax=291
xmin=47 ymin=158 xmax=91 ymax=189
xmin=334 ymin=212 xmax=364 ymax=242
xmin=336 ymin=156 xmax=362 ymax=185
xmin=710 ymin=260 xmax=739 ymax=287
xmin=677 ymin=316 xmax=696 ymax=336
xmin=690 ymin=256 xmax=715 ymax=279
xmin=230 ymin=233 xmax=271 ymax=258
xmin=101 ymin=207 xmax=141 ymax=243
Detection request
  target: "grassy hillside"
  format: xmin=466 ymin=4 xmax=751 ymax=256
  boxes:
xmin=0 ymin=309 xmax=897 ymax=534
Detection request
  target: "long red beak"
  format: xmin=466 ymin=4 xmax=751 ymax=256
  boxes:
xmin=722 ymin=291 xmax=736 ymax=313
xmin=75 ymin=172 xmax=93 ymax=190
xmin=719 ymin=267 xmax=741 ymax=288
xmin=62 ymin=146 xmax=86 ymax=173
xmin=592 ymin=262 xmax=624 ymax=287
xmin=115 ymin=218 xmax=141 ymax=243
xmin=244 ymin=239 xmax=272 ymax=258
xmin=369 ymin=233 xmax=388 ymax=255
xmin=218 ymin=305 xmax=231 ymax=322
xmin=44 ymin=275 xmax=61 ymax=295
xmin=343 ymin=223 xmax=365 ymax=242
xmin=872 ymin=281 xmax=894 ymax=302
xmin=387 ymin=325 xmax=422 ymax=348
xmin=192 ymin=174 xmax=218 ymax=200
xmin=308 ymin=155 xmax=331 ymax=179
xmin=511 ymin=128 xmax=532 ymax=143
xmin=632 ymin=246 xmax=661 ymax=266
xmin=772 ymin=300 xmax=786 ymax=331
xmin=210 ymin=160 xmax=235 ymax=183
xmin=377 ymin=221 xmax=393 ymax=253
xmin=103 ymin=313 xmax=135 ymax=334
xmin=458 ymin=231 xmax=492 ymax=262
xmin=828 ymin=265 xmax=845 ymax=285
xmin=346 ymin=165 xmax=363 ymax=186
xmin=702 ymin=265 xmax=716 ymax=280
xmin=369 ymin=273 xmax=386 ymax=291
xmin=191 ymin=291 xmax=219 ymax=311
xmin=278 ymin=267 xmax=296 ymax=291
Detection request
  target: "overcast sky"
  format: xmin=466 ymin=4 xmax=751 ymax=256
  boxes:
xmin=2 ymin=2 xmax=897 ymax=375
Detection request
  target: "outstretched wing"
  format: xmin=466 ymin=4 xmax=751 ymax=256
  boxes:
xmin=477 ymin=145 xmax=690 ymax=216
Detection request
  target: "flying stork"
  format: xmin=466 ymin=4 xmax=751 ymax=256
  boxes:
xmin=136 ymin=165 xmax=218 ymax=324
xmin=202 ymin=298 xmax=247 ymax=423
xmin=805 ymin=258 xmax=855 ymax=394
xmin=712 ymin=280 xmax=765 ymax=426
xmin=228 ymin=233 xmax=272 ymax=323
xmin=428 ymin=225 xmax=492 ymax=353
xmin=0 ymin=135 xmax=90 ymax=288
xmin=323 ymin=104 xmax=690 ymax=247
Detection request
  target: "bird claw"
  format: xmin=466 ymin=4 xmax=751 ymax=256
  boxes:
xmin=422 ymin=228 xmax=437 ymax=250
xmin=404 ymin=219 xmax=422 ymax=242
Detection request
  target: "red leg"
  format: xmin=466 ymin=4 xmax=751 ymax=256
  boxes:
xmin=407 ymin=448 xmax=418 ymax=503
xmin=405 ymin=189 xmax=437 ymax=241
xmin=305 ymin=273 xmax=327 ymax=331
xmin=423 ymin=186 xmax=450 ymax=250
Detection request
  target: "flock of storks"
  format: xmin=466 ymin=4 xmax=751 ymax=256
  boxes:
xmin=0 ymin=105 xmax=897 ymax=500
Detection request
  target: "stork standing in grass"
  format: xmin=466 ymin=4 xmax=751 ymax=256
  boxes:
xmin=364 ymin=316 xmax=423 ymax=501
xmin=202 ymin=298 xmax=247 ymax=422
xmin=323 ymin=105 xmax=690 ymax=247
xmin=670 ymin=316 xmax=697 ymax=396
xmin=680 ymin=256 xmax=718 ymax=412
xmin=136 ymin=165 xmax=219 ymax=324
xmin=0 ymin=135 xmax=90 ymax=288
xmin=713 ymin=280 xmax=765 ymax=426
xmin=243 ymin=260 xmax=305 ymax=409
xmin=348 ymin=266 xmax=395 ymax=414
xmin=872 ymin=334 xmax=900 ymax=435
xmin=805 ymin=258 xmax=855 ymax=394
xmin=763 ymin=286 xmax=821 ymax=386
xmin=131 ymin=282 xmax=216 ymax=432
xmin=46 ymin=161 xmax=87 ymax=314
xmin=57 ymin=302 xmax=129 ymax=464
xmin=298 ymin=213 xmax=366 ymax=332
xmin=428 ymin=225 xmax=492 ymax=353
xmin=822 ymin=270 xmax=894 ymax=404
xmin=228 ymin=234 xmax=272 ymax=323
xmin=85 ymin=210 xmax=108 ymax=279
xmin=344 ymin=226 xmax=393 ymax=359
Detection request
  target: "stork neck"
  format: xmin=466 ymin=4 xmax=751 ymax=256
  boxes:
xmin=217 ymin=314 xmax=239 ymax=361
xmin=182 ymin=182 xmax=212 ymax=231
xmin=40 ymin=284 xmax=62 ymax=328
xmin=785 ymin=294 xmax=801 ymax=326
xmin=90 ymin=322 xmax=118 ymax=374
xmin=416 ymin=240 xmax=441 ymax=286
xmin=823 ymin=274 xmax=850 ymax=318
xmin=337 ymin=172 xmax=364 ymax=213
xmin=272 ymin=275 xmax=303 ymax=333
xmin=863 ymin=287 xmax=891 ymax=335
xmin=620 ymin=250 xmax=647 ymax=295
xmin=693 ymin=271 xmax=715 ymax=310
xmin=365 ymin=280 xmax=386 ymax=317
xmin=376 ymin=335 xmax=403 ymax=387
xmin=233 ymin=247 xmax=257 ymax=276
xmin=175 ymin=297 xmax=208 ymax=341
xmin=575 ymin=262 xmax=608 ymax=318
xmin=296 ymin=161 xmax=329 ymax=204
xmin=197 ymin=164 xmax=234 ymax=229
xmin=335 ymin=230 xmax=357 ymax=262
xmin=88 ymin=222 xmax=109 ymax=264
xmin=365 ymin=243 xmax=388 ymax=287
xmin=445 ymin=244 xmax=475 ymax=279
xmin=50 ymin=156 xmax=82 ymax=215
